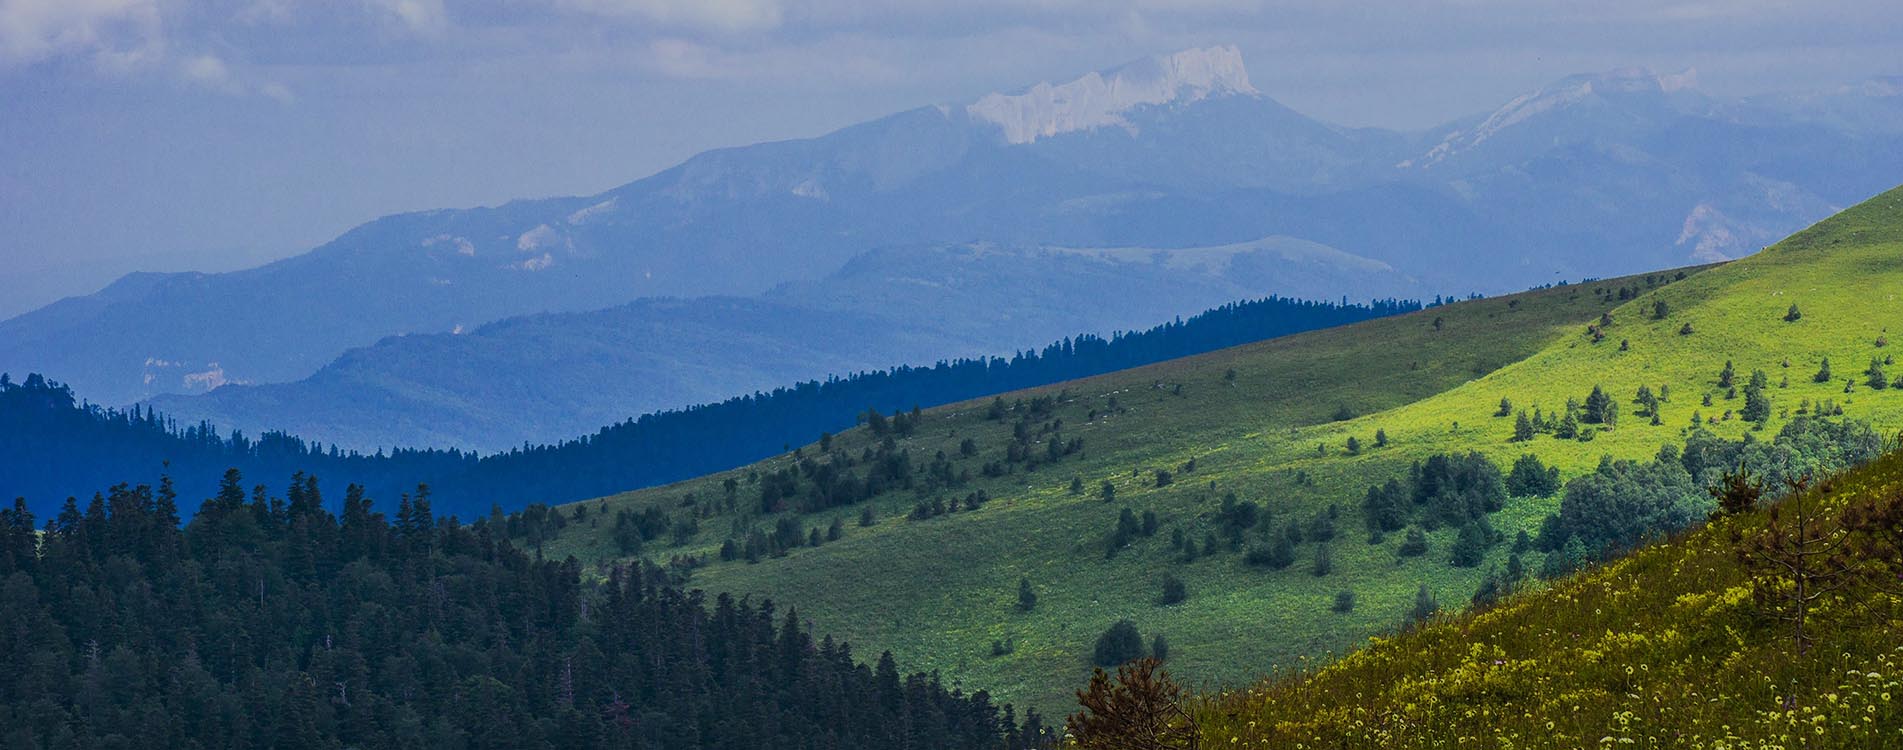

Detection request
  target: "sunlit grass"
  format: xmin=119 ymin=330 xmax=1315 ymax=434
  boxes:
xmin=535 ymin=186 xmax=1903 ymax=714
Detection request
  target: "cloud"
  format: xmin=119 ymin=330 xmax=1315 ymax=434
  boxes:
xmin=259 ymin=80 xmax=295 ymax=103
xmin=555 ymin=0 xmax=784 ymax=34
xmin=365 ymin=0 xmax=449 ymax=35
xmin=174 ymin=52 xmax=293 ymax=100
xmin=179 ymin=53 xmax=233 ymax=87
xmin=0 ymin=0 xmax=162 ymax=67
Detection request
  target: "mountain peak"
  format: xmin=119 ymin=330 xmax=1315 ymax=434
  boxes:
xmin=1401 ymin=66 xmax=1697 ymax=168
xmin=965 ymin=45 xmax=1258 ymax=144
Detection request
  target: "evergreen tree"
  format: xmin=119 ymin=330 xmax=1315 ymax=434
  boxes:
xmin=1556 ymin=412 xmax=1580 ymax=439
xmin=1506 ymin=454 xmax=1561 ymax=497
xmin=1583 ymin=385 xmax=1614 ymax=424
xmin=1092 ymin=620 xmax=1146 ymax=666
xmin=1397 ymin=526 xmax=1429 ymax=557
xmin=1512 ymin=411 xmax=1536 ymax=442
xmin=1408 ymin=584 xmax=1439 ymax=625
xmin=1311 ymin=544 xmax=1334 ymax=576
xmin=1816 ymin=357 xmax=1834 ymax=383
xmin=1505 ymin=553 xmax=1527 ymax=585
xmin=1160 ymin=574 xmax=1187 ymax=605
xmin=1869 ymin=358 xmax=1890 ymax=390
xmin=1472 ymin=566 xmax=1506 ymax=607
xmin=1785 ymin=304 xmax=1803 ymax=322
xmin=1017 ymin=577 xmax=1037 ymax=612
xmin=1450 ymin=522 xmax=1489 ymax=567
xmin=1332 ymin=589 xmax=1356 ymax=613
xmin=1742 ymin=369 xmax=1773 ymax=425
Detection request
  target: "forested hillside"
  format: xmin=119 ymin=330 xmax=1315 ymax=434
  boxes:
xmin=0 ymin=295 xmax=1408 ymax=520
xmin=519 ymin=185 xmax=1903 ymax=714
xmin=0 ymin=471 xmax=1052 ymax=749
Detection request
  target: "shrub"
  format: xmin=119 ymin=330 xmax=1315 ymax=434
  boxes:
xmin=1332 ymin=589 xmax=1356 ymax=613
xmin=1159 ymin=574 xmax=1187 ymax=605
xmin=1397 ymin=526 xmax=1429 ymax=557
xmin=1092 ymin=620 xmax=1146 ymax=666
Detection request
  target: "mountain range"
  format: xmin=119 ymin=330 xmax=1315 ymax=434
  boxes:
xmin=4 ymin=45 xmax=1900 ymax=451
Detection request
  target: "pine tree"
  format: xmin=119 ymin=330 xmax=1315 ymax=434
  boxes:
xmin=1506 ymin=553 xmax=1527 ymax=585
xmin=1512 ymin=411 xmax=1535 ymax=442
xmin=1815 ymin=357 xmax=1834 ymax=383
xmin=1471 ymin=566 xmax=1505 ymax=607
xmin=1407 ymin=584 xmax=1439 ymax=626
xmin=1159 ymin=574 xmax=1187 ymax=605
xmin=1311 ymin=544 xmax=1333 ymax=577
xmin=1785 ymin=304 xmax=1803 ymax=322
xmin=1556 ymin=412 xmax=1579 ymax=439
xmin=1450 ymin=522 xmax=1489 ymax=567
xmin=1583 ymin=385 xmax=1613 ymax=424
xmin=1017 ymin=577 xmax=1037 ymax=612
xmin=1397 ymin=526 xmax=1429 ymax=557
xmin=1742 ymin=369 xmax=1773 ymax=425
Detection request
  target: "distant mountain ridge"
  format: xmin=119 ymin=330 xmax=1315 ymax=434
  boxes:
xmin=146 ymin=239 xmax=1418 ymax=452
xmin=3 ymin=46 xmax=1899 ymax=439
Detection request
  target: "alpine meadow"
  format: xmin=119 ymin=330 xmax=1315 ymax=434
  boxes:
xmin=7 ymin=11 xmax=1903 ymax=749
xmin=516 ymin=188 xmax=1903 ymax=720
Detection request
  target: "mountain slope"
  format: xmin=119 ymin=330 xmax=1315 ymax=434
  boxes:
xmin=6 ymin=47 xmax=1899 ymax=414
xmin=1188 ymin=444 xmax=1903 ymax=747
xmin=520 ymin=185 xmax=1903 ymax=715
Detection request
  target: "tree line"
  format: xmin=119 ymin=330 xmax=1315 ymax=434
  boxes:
xmin=0 ymin=296 xmax=1416 ymax=520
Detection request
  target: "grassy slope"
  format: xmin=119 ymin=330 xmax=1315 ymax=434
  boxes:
xmin=1193 ymin=445 xmax=1903 ymax=749
xmin=538 ymin=186 xmax=1903 ymax=715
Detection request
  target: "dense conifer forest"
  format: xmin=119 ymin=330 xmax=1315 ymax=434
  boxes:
xmin=0 ymin=296 xmax=1413 ymax=519
xmin=0 ymin=470 xmax=1052 ymax=749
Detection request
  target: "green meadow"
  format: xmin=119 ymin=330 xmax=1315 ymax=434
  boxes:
xmin=529 ymin=186 xmax=1903 ymax=715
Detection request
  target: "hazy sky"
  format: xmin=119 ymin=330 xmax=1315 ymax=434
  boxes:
xmin=2 ymin=0 xmax=1899 ymax=318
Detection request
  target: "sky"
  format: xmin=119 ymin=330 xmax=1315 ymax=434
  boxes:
xmin=2 ymin=0 xmax=1900 ymax=320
